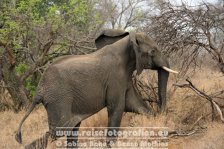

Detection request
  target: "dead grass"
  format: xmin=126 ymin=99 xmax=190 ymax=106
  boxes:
xmin=169 ymin=122 xmax=224 ymax=149
xmin=0 ymin=105 xmax=48 ymax=149
xmin=0 ymin=67 xmax=224 ymax=149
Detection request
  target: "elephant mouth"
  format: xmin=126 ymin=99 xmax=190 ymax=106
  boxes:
xmin=161 ymin=66 xmax=178 ymax=74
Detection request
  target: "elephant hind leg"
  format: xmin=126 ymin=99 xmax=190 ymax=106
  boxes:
xmin=25 ymin=132 xmax=49 ymax=149
xmin=66 ymin=122 xmax=81 ymax=148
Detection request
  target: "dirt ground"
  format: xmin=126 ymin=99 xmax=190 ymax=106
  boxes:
xmin=1 ymin=68 xmax=224 ymax=149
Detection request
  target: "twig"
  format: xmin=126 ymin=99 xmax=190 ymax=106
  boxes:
xmin=169 ymin=114 xmax=207 ymax=138
xmin=212 ymin=101 xmax=224 ymax=122
xmin=190 ymin=115 xmax=203 ymax=130
xmin=169 ymin=129 xmax=197 ymax=138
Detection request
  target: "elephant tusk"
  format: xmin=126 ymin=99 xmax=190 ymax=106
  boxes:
xmin=162 ymin=66 xmax=179 ymax=74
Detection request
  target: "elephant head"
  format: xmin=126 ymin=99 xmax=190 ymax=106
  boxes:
xmin=95 ymin=29 xmax=178 ymax=111
xmin=130 ymin=32 xmax=178 ymax=110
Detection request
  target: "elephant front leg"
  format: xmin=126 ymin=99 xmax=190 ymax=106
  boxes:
xmin=66 ymin=122 xmax=81 ymax=148
xmin=125 ymin=82 xmax=154 ymax=116
xmin=106 ymin=95 xmax=125 ymax=148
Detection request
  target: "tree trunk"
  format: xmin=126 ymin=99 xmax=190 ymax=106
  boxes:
xmin=0 ymin=51 xmax=30 ymax=112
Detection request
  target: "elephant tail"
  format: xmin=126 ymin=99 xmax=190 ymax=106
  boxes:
xmin=15 ymin=95 xmax=43 ymax=144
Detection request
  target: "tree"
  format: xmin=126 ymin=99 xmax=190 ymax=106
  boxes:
xmin=143 ymin=1 xmax=224 ymax=74
xmin=0 ymin=0 xmax=100 ymax=111
xmin=97 ymin=0 xmax=150 ymax=30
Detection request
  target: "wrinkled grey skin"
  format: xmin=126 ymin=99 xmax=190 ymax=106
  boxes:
xmin=15 ymin=29 xmax=169 ymax=148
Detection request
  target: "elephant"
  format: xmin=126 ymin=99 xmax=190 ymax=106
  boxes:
xmin=15 ymin=29 xmax=178 ymax=148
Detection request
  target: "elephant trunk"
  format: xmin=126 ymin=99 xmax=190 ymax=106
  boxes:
xmin=157 ymin=68 xmax=169 ymax=112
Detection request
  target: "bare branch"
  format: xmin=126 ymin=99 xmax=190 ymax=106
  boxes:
xmin=174 ymin=79 xmax=224 ymax=123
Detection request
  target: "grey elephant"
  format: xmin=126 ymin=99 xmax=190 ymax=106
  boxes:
xmin=15 ymin=29 xmax=177 ymax=148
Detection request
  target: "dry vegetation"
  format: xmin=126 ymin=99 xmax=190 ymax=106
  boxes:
xmin=0 ymin=67 xmax=224 ymax=149
xmin=1 ymin=0 xmax=224 ymax=148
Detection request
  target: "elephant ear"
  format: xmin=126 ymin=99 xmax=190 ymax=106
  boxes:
xmin=95 ymin=29 xmax=129 ymax=49
xmin=130 ymin=32 xmax=143 ymax=75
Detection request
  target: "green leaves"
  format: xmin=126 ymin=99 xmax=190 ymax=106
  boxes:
xmin=0 ymin=0 xmax=100 ymax=100
xmin=15 ymin=63 xmax=28 ymax=75
xmin=15 ymin=63 xmax=36 ymax=97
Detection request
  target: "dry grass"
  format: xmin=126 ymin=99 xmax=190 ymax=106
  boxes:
xmin=169 ymin=122 xmax=224 ymax=149
xmin=0 ymin=67 xmax=224 ymax=149
xmin=0 ymin=105 xmax=48 ymax=149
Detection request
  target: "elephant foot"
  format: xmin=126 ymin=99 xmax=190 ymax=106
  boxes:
xmin=25 ymin=132 xmax=49 ymax=149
